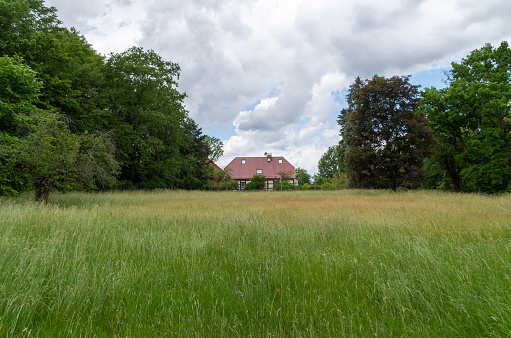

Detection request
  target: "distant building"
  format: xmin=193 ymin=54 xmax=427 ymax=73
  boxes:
xmin=224 ymin=153 xmax=297 ymax=190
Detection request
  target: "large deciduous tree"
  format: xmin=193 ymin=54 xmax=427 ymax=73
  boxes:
xmin=421 ymin=41 xmax=511 ymax=193
xmin=0 ymin=0 xmax=108 ymax=133
xmin=340 ymin=75 xmax=435 ymax=190
xmin=105 ymin=47 xmax=210 ymax=189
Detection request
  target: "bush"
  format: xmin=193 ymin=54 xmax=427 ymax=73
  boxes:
xmin=280 ymin=181 xmax=296 ymax=190
xmin=319 ymin=182 xmax=336 ymax=190
xmin=217 ymin=180 xmax=238 ymax=190
xmin=245 ymin=175 xmax=266 ymax=190
xmin=300 ymin=183 xmax=313 ymax=190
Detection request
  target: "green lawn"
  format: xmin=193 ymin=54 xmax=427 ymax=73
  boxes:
xmin=0 ymin=190 xmax=510 ymax=336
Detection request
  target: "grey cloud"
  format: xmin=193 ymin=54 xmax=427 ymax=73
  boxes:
xmin=236 ymin=63 xmax=314 ymax=132
xmin=46 ymin=0 xmax=105 ymax=27
xmin=294 ymin=0 xmax=511 ymax=81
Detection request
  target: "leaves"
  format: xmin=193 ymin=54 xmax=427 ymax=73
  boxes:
xmin=342 ymin=75 xmax=435 ymax=190
xmin=13 ymin=112 xmax=119 ymax=202
xmin=422 ymin=41 xmax=511 ymax=193
xmin=317 ymin=145 xmax=344 ymax=179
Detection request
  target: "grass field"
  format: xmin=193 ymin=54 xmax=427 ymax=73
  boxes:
xmin=0 ymin=190 xmax=510 ymax=336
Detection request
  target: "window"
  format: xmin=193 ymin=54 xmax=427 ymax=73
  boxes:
xmin=241 ymin=159 xmax=246 ymax=164
xmin=278 ymin=159 xmax=283 ymax=164
xmin=256 ymin=169 xmax=263 ymax=174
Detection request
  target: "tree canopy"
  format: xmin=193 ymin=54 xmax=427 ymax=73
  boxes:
xmin=294 ymin=167 xmax=311 ymax=186
xmin=340 ymin=75 xmax=435 ymax=190
xmin=317 ymin=145 xmax=344 ymax=179
xmin=0 ymin=0 xmax=213 ymax=198
xmin=421 ymin=42 xmax=511 ymax=193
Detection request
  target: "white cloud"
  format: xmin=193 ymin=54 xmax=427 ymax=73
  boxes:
xmin=46 ymin=0 xmax=511 ymax=174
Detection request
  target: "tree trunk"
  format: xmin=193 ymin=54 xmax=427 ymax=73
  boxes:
xmin=34 ymin=180 xmax=51 ymax=204
xmin=445 ymin=155 xmax=461 ymax=192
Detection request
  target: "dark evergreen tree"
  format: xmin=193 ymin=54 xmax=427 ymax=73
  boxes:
xmin=341 ymin=75 xmax=435 ymax=190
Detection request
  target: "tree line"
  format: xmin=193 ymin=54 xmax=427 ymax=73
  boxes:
xmin=315 ymin=41 xmax=510 ymax=194
xmin=0 ymin=0 xmax=223 ymax=202
xmin=1 ymin=1 xmax=509 ymax=197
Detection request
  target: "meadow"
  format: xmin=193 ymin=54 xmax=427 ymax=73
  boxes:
xmin=0 ymin=190 xmax=510 ymax=336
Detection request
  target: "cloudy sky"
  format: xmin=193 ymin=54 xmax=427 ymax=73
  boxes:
xmin=45 ymin=0 xmax=511 ymax=174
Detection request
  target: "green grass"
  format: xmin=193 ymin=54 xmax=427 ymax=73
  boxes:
xmin=0 ymin=190 xmax=510 ymax=336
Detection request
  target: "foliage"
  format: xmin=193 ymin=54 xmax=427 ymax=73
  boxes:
xmin=0 ymin=55 xmax=42 ymax=134
xmin=105 ymin=47 xmax=210 ymax=190
xmin=1 ymin=1 xmax=214 ymax=194
xmin=217 ymin=179 xmax=239 ymax=190
xmin=204 ymin=136 xmax=224 ymax=162
xmin=421 ymin=41 xmax=511 ymax=193
xmin=317 ymin=145 xmax=344 ymax=178
xmin=0 ymin=55 xmax=42 ymax=195
xmin=340 ymin=75 xmax=435 ymax=191
xmin=294 ymin=167 xmax=311 ymax=186
xmin=213 ymin=167 xmax=233 ymax=190
xmin=244 ymin=174 xmax=266 ymax=190
xmin=12 ymin=112 xmax=119 ymax=203
xmin=299 ymin=182 xmax=313 ymax=190
xmin=330 ymin=170 xmax=349 ymax=189
xmin=279 ymin=180 xmax=296 ymax=190
xmin=0 ymin=0 xmax=61 ymax=58
xmin=31 ymin=28 xmax=110 ymax=133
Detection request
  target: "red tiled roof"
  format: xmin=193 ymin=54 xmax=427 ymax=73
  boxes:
xmin=225 ymin=156 xmax=296 ymax=179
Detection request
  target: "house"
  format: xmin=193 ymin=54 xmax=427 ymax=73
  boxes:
xmin=224 ymin=153 xmax=297 ymax=190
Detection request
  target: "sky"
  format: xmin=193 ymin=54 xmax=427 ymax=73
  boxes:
xmin=45 ymin=0 xmax=511 ymax=174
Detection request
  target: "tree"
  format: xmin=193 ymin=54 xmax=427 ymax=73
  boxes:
xmin=178 ymin=119 xmax=211 ymax=190
xmin=341 ymin=75 xmax=435 ymax=191
xmin=105 ymin=47 xmax=203 ymax=189
xmin=421 ymin=41 xmax=511 ymax=193
xmin=204 ymin=136 xmax=224 ymax=162
xmin=317 ymin=145 xmax=344 ymax=179
xmin=294 ymin=167 xmax=311 ymax=186
xmin=1 ymin=1 xmax=216 ymax=193
xmin=0 ymin=55 xmax=42 ymax=195
xmin=30 ymin=28 xmax=110 ymax=133
xmin=0 ymin=55 xmax=42 ymax=135
xmin=0 ymin=0 xmax=61 ymax=58
xmin=11 ymin=112 xmax=119 ymax=203
xmin=276 ymin=170 xmax=294 ymax=190
xmin=0 ymin=1 xmax=109 ymax=133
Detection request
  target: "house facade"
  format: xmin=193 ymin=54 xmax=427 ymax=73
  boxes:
xmin=224 ymin=154 xmax=297 ymax=190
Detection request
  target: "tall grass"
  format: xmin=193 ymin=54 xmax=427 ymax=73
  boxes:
xmin=0 ymin=190 xmax=510 ymax=336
